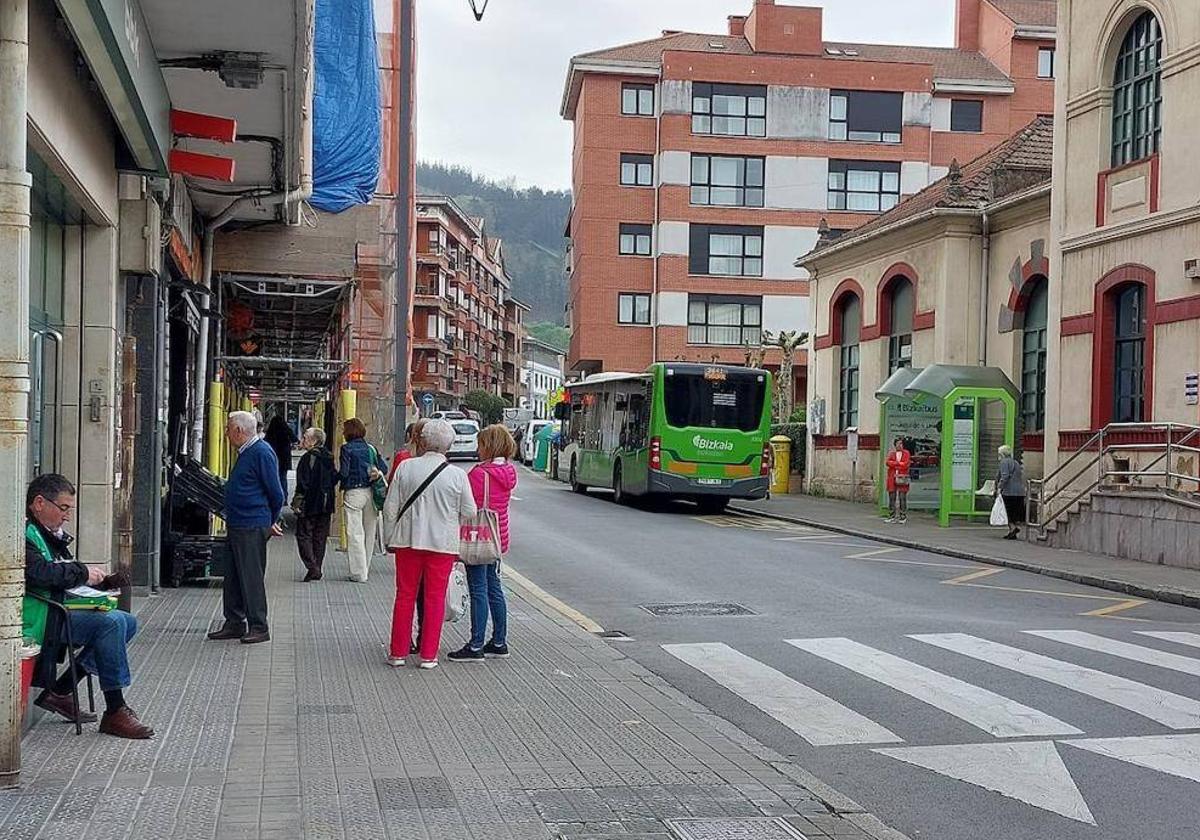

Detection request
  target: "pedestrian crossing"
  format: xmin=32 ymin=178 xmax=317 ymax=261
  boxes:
xmin=664 ymin=628 xmax=1200 ymax=824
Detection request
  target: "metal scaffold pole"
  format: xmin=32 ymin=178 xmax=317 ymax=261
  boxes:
xmin=0 ymin=0 xmax=30 ymax=787
xmin=393 ymin=0 xmax=414 ymax=445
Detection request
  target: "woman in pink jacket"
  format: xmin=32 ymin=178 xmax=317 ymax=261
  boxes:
xmin=449 ymin=425 xmax=518 ymax=662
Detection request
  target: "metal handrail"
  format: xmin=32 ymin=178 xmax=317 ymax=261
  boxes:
xmin=1030 ymin=421 xmax=1200 ymax=539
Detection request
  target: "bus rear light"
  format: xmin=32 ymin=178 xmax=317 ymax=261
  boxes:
xmin=650 ymin=436 xmax=662 ymax=470
xmin=760 ymin=442 xmax=772 ymax=476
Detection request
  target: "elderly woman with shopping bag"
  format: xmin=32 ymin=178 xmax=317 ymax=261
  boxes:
xmin=380 ymin=419 xmax=476 ymax=669
xmin=992 ymin=444 xmax=1027 ymax=540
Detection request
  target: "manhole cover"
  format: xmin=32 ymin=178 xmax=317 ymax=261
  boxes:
xmin=667 ymin=818 xmax=807 ymax=840
xmin=640 ymin=602 xmax=756 ymax=617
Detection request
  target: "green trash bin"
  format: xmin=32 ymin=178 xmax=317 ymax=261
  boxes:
xmin=533 ymin=423 xmax=555 ymax=472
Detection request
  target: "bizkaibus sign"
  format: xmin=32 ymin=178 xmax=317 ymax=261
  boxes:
xmin=692 ymin=435 xmax=735 ymax=452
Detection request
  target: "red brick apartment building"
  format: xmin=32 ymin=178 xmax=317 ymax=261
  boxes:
xmin=412 ymin=196 xmax=527 ymax=410
xmin=561 ymin=0 xmax=1055 ymax=399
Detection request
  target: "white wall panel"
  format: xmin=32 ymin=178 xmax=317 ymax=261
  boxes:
xmin=765 ymin=226 xmax=819 ymax=280
xmin=766 ymin=156 xmax=828 ymax=210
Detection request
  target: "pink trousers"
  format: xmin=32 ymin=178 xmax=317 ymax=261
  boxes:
xmin=390 ymin=548 xmax=455 ymax=660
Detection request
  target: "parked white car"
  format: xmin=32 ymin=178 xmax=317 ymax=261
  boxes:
xmin=520 ymin=419 xmax=552 ymax=465
xmin=448 ymin=419 xmax=480 ymax=461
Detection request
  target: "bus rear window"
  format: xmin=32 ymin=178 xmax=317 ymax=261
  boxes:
xmin=663 ymin=374 xmax=766 ymax=432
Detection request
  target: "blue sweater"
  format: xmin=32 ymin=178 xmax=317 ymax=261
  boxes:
xmin=224 ymin=439 xmax=285 ymax=528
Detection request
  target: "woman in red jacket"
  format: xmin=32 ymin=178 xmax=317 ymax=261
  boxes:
xmin=884 ymin=437 xmax=911 ymax=524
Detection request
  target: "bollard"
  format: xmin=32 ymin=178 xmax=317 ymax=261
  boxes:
xmin=769 ymin=435 xmax=792 ymax=495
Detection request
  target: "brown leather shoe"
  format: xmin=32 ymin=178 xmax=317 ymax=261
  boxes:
xmin=240 ymin=629 xmax=270 ymax=644
xmin=35 ymin=690 xmax=97 ymax=724
xmin=98 ymin=706 xmax=154 ymax=739
xmin=207 ymin=623 xmax=246 ymax=641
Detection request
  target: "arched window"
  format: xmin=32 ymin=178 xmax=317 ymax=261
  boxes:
xmin=1020 ymin=279 xmax=1048 ymax=432
xmin=1113 ymin=284 xmax=1146 ymax=422
xmin=837 ymin=294 xmax=861 ymax=431
xmin=1111 ymin=11 xmax=1162 ymax=167
xmin=886 ymin=278 xmax=914 ymax=374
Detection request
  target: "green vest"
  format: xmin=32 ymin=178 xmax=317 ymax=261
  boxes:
xmin=22 ymin=523 xmax=52 ymax=644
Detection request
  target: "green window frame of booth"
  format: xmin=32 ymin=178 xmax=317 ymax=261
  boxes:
xmin=936 ymin=388 xmax=1017 ymax=527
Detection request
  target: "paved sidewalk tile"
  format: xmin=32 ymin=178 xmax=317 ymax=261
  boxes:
xmin=1 ymin=536 xmax=896 ymax=840
xmin=734 ymin=494 xmax=1200 ymax=608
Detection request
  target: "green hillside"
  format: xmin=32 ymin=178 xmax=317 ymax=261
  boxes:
xmin=417 ymin=162 xmax=570 ymax=325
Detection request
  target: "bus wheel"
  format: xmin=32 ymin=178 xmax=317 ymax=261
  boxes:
xmin=570 ymin=459 xmax=587 ymax=494
xmin=612 ymin=465 xmax=627 ymax=505
xmin=696 ymin=496 xmax=729 ymax=515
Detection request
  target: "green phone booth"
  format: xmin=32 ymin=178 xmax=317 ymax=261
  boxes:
xmin=876 ymin=365 xmax=1019 ymax=527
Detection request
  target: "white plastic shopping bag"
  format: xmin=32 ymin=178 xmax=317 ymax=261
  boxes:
xmin=989 ymin=495 xmax=1009 ymax=527
xmin=444 ymin=561 xmax=469 ymax=622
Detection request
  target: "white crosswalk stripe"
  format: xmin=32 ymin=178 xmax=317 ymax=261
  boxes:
xmin=786 ymin=637 xmax=1081 ymax=738
xmin=1136 ymin=630 xmax=1200 ymax=650
xmin=912 ymin=633 xmax=1200 ymax=729
xmin=662 ymin=642 xmax=901 ymax=746
xmin=1026 ymin=630 xmax=1200 ymax=676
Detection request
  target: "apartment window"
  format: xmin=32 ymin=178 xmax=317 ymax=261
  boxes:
xmin=690 ymin=154 xmax=764 ymax=207
xmin=622 ymin=83 xmax=654 ymax=116
xmin=688 ymin=224 xmax=763 ymax=277
xmin=687 ymin=295 xmax=761 ymax=346
xmin=1112 ymin=284 xmax=1146 ymax=423
xmin=950 ymin=99 xmax=984 ymax=133
xmin=886 ymin=278 xmax=914 ymax=375
xmin=618 ymin=293 xmax=651 ymax=325
xmin=1020 ymin=279 xmax=1048 ymax=432
xmin=837 ymin=294 xmax=862 ymax=432
xmin=828 ymin=161 xmax=900 ymax=213
xmin=829 ymin=90 xmax=902 ymax=143
xmin=1111 ymin=11 xmax=1162 ymax=166
xmin=1037 ymin=48 xmax=1056 ymax=79
xmin=620 ymin=153 xmax=653 ymax=187
xmin=619 ymin=223 xmax=652 ymax=256
xmin=692 ymin=83 xmax=766 ymax=137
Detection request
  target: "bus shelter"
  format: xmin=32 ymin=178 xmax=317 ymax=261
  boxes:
xmin=876 ymin=365 xmax=1019 ymax=526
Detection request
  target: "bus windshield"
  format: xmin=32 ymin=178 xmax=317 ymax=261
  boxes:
xmin=663 ymin=372 xmax=766 ymax=432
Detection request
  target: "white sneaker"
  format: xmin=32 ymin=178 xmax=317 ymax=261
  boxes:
xmin=883 ymin=516 xmax=896 ymax=524
xmin=418 ymin=659 xmax=438 ymax=670
xmin=386 ymin=656 xmax=405 ymax=667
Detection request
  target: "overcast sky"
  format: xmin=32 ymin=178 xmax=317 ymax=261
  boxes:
xmin=416 ymin=0 xmax=956 ymax=190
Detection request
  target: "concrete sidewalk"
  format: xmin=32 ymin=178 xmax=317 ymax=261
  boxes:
xmin=1 ymin=536 xmax=903 ymax=840
xmin=734 ymin=494 xmax=1200 ymax=609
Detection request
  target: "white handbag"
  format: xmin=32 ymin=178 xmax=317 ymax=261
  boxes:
xmin=444 ymin=561 xmax=469 ymax=623
xmin=989 ymin=495 xmax=1009 ymax=527
xmin=460 ymin=470 xmax=503 ymax=565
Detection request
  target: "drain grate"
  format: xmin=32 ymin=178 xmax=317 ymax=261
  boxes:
xmin=640 ymin=602 xmax=756 ymax=617
xmin=667 ymin=817 xmax=808 ymax=840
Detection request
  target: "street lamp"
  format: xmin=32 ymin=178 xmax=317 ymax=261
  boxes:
xmin=468 ymin=0 xmax=489 ymax=21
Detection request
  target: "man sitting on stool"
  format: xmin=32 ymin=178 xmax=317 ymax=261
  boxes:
xmin=24 ymin=474 xmax=154 ymax=739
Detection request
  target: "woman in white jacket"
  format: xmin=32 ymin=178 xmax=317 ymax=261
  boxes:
xmin=381 ymin=419 xmax=476 ymax=668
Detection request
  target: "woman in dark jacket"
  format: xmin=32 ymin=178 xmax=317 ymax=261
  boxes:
xmin=338 ymin=417 xmax=388 ymax=582
xmin=293 ymin=427 xmax=338 ymax=581
xmin=265 ymin=414 xmax=298 ymax=496
xmin=995 ymin=444 xmax=1027 ymax=540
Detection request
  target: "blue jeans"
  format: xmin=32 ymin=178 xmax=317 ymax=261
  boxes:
xmin=465 ymin=563 xmax=507 ymax=650
xmin=68 ymin=609 xmax=137 ymax=691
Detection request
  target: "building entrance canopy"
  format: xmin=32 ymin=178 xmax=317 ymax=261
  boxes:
xmin=876 ymin=365 xmax=1019 ymax=526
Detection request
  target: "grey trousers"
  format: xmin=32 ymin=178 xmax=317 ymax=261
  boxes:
xmin=225 ymin=526 xmax=271 ymax=632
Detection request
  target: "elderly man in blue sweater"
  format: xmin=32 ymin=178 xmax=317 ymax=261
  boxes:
xmin=208 ymin=410 xmax=285 ymax=644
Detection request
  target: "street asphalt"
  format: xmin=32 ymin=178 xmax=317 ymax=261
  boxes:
xmin=509 ymin=467 xmax=1200 ymax=840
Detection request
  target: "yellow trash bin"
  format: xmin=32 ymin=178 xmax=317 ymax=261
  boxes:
xmin=769 ymin=435 xmax=792 ymax=494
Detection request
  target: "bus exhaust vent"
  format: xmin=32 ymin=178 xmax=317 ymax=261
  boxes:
xmin=640 ymin=602 xmax=756 ymax=617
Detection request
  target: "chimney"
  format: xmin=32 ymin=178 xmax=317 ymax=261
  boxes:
xmin=745 ymin=2 xmax=823 ymax=56
xmin=955 ymin=0 xmax=981 ymax=51
xmin=728 ymin=15 xmax=747 ymax=37
xmin=661 ymin=29 xmax=681 ymax=37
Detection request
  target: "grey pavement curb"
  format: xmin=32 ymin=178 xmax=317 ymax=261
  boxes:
xmin=502 ymin=569 xmax=915 ymax=840
xmin=730 ymin=503 xmax=1200 ymax=610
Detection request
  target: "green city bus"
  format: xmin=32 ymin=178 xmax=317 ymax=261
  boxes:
xmin=553 ymin=363 xmax=773 ymax=513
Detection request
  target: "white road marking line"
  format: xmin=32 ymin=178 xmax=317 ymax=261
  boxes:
xmin=874 ymin=742 xmax=1095 ymax=825
xmin=662 ymin=642 xmax=901 ymax=747
xmin=912 ymin=633 xmax=1200 ymax=729
xmin=1064 ymin=733 xmax=1200 ymax=785
xmin=1136 ymin=630 xmax=1200 ymax=649
xmin=787 ymin=637 xmax=1080 ymax=738
xmin=1026 ymin=630 xmax=1200 ymax=676
xmin=844 ymin=547 xmax=903 ymax=560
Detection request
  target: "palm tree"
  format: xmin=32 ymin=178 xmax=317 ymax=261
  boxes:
xmin=762 ymin=330 xmax=809 ymax=422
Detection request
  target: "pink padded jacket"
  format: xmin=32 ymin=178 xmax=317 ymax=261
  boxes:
xmin=468 ymin=459 xmax=518 ymax=555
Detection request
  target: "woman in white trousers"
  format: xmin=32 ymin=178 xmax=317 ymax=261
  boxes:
xmin=337 ymin=417 xmax=388 ymax=582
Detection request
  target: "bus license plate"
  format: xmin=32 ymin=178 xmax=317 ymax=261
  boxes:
xmin=697 ymin=478 xmax=726 ymax=486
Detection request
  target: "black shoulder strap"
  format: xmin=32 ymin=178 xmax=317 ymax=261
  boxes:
xmin=398 ymin=462 xmax=450 ymax=519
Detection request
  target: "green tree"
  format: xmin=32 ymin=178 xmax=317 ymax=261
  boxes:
xmin=463 ymin=390 xmax=509 ymax=425
xmin=528 ymin=321 xmax=569 ymax=352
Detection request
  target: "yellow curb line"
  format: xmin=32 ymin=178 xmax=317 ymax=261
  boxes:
xmin=503 ymin=565 xmax=606 ymax=635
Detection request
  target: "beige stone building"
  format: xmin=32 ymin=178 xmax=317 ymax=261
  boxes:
xmin=801 ymin=118 xmax=1052 ymax=502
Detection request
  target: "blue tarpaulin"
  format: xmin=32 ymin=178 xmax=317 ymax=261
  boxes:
xmin=311 ymin=0 xmax=381 ymax=212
